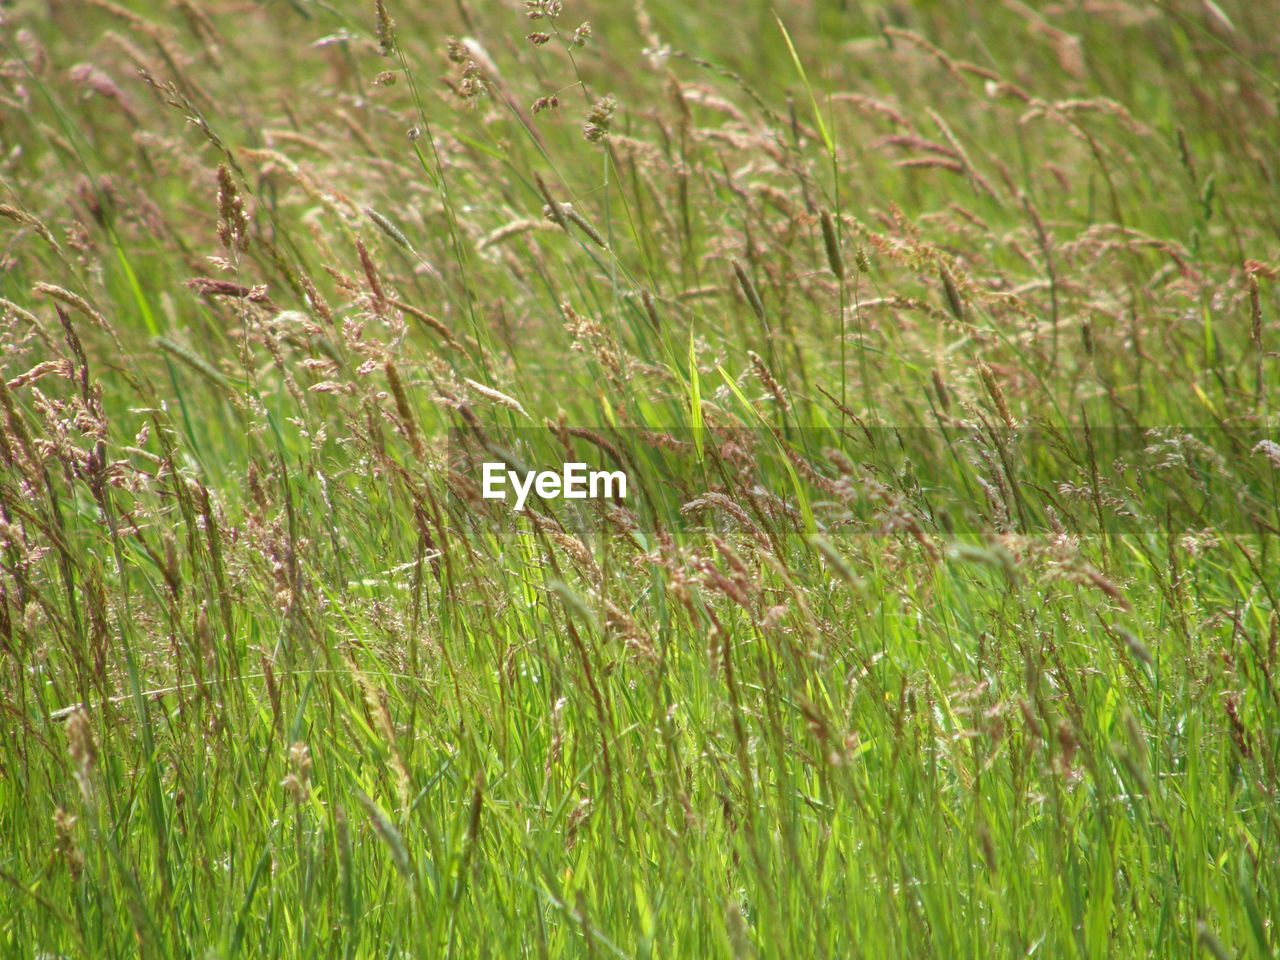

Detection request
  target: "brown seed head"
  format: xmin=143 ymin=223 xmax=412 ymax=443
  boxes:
xmin=374 ymin=0 xmax=396 ymax=56
xmin=583 ymin=95 xmax=617 ymax=143
xmin=215 ymin=164 xmax=249 ymax=253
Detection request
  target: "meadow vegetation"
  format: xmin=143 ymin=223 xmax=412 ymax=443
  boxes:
xmin=1 ymin=0 xmax=1279 ymax=955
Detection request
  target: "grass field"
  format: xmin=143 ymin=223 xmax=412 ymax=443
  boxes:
xmin=2 ymin=0 xmax=1279 ymax=956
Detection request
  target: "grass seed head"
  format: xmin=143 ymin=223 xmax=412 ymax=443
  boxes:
xmin=939 ymin=264 xmax=965 ymax=321
xmin=215 ymin=163 xmax=249 ymax=253
xmin=374 ymin=0 xmax=396 ymax=56
xmin=583 ymin=95 xmax=617 ymax=142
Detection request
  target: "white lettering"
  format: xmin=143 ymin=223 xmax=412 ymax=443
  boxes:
xmin=482 ymin=462 xmax=506 ymax=499
xmin=590 ymin=470 xmax=627 ymax=499
xmin=510 ymin=469 xmax=537 ymax=512
xmin=563 ymin=462 xmax=587 ymax=498
xmin=535 ymin=471 xmax=561 ymax=499
xmin=481 ymin=462 xmax=627 ymax=510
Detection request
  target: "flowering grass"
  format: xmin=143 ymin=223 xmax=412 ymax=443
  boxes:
xmin=1 ymin=0 xmax=1279 ymax=956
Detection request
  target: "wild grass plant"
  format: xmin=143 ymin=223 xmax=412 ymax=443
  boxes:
xmin=1 ymin=0 xmax=1278 ymax=956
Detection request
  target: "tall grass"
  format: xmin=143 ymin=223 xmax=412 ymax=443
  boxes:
xmin=1 ymin=0 xmax=1278 ymax=956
